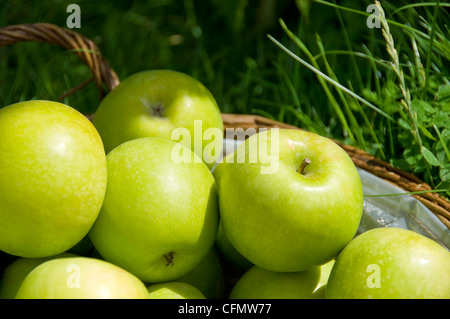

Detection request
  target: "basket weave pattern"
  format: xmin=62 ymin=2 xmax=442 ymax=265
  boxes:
xmin=0 ymin=23 xmax=119 ymax=100
xmin=1 ymin=23 xmax=449 ymax=229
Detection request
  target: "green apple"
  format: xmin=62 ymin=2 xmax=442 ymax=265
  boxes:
xmin=0 ymin=252 xmax=77 ymax=299
xmin=0 ymin=100 xmax=107 ymax=258
xmin=15 ymin=257 xmax=149 ymax=299
xmin=215 ymin=221 xmax=253 ymax=272
xmin=326 ymin=227 xmax=450 ymax=299
xmin=88 ymin=137 xmax=219 ymax=283
xmin=91 ymin=69 xmax=224 ymax=168
xmin=212 ymin=159 xmax=227 ymax=185
xmin=176 ymin=247 xmax=226 ymax=299
xmin=316 ymin=259 xmax=335 ymax=289
xmin=219 ymin=128 xmax=363 ymax=272
xmin=229 ymin=265 xmax=320 ymax=299
xmin=0 ymin=251 xmax=17 ymax=274
xmin=312 ymin=259 xmax=335 ymax=298
xmin=213 ymin=153 xmax=253 ymax=272
xmin=147 ymin=282 xmax=206 ymax=299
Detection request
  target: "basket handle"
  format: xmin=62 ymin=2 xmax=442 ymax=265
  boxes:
xmin=0 ymin=23 xmax=120 ymax=101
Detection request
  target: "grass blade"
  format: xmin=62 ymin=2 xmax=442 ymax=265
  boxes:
xmin=421 ymin=0 xmax=441 ymax=100
xmin=274 ymin=20 xmax=355 ymax=141
xmin=267 ymin=32 xmax=395 ymax=123
xmin=391 ymin=2 xmax=450 ymax=16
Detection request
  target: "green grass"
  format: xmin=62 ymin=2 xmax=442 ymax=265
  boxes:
xmin=0 ymin=0 xmax=449 ymax=197
xmin=266 ymin=0 xmax=450 ymax=196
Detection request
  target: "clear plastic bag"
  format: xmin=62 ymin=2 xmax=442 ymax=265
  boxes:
xmin=357 ymin=168 xmax=450 ymax=248
xmin=217 ymin=138 xmax=450 ymax=249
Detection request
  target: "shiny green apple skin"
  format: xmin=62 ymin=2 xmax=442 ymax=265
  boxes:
xmin=91 ymin=69 xmax=224 ymax=167
xmin=0 ymin=100 xmax=107 ymax=258
xmin=326 ymin=227 xmax=450 ymax=299
xmin=15 ymin=257 xmax=149 ymax=299
xmin=312 ymin=259 xmax=335 ymax=298
xmin=147 ymin=282 xmax=206 ymax=299
xmin=0 ymin=252 xmax=77 ymax=299
xmin=213 ymin=160 xmax=253 ymax=272
xmin=215 ymin=221 xmax=253 ymax=271
xmin=88 ymin=137 xmax=219 ymax=283
xmin=219 ymin=129 xmax=363 ymax=272
xmin=229 ymin=265 xmax=320 ymax=299
xmin=176 ymin=247 xmax=226 ymax=299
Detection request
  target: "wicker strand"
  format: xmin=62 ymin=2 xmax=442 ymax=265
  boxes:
xmin=0 ymin=23 xmax=119 ymax=99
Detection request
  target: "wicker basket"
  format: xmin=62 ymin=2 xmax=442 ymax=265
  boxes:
xmin=1 ymin=23 xmax=450 ymax=230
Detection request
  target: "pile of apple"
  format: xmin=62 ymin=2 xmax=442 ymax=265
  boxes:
xmin=0 ymin=70 xmax=449 ymax=299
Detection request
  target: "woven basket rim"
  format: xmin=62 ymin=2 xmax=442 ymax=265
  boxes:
xmin=1 ymin=22 xmax=449 ymax=230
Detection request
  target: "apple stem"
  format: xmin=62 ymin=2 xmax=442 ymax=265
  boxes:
xmin=152 ymin=104 xmax=165 ymax=117
xmin=298 ymin=158 xmax=311 ymax=175
xmin=164 ymin=251 xmax=175 ymax=267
